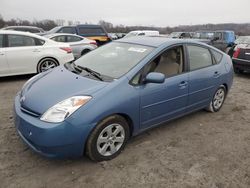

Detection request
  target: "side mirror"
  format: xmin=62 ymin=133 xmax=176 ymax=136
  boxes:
xmin=145 ymin=72 xmax=165 ymax=84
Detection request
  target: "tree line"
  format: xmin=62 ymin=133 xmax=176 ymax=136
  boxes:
xmin=1 ymin=15 xmax=250 ymax=36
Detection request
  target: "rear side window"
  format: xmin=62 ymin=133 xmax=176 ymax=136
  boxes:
xmin=58 ymin=27 xmax=76 ymax=34
xmin=67 ymin=36 xmax=82 ymax=42
xmin=211 ymin=49 xmax=223 ymax=64
xmin=8 ymin=35 xmax=36 ymax=47
xmin=187 ymin=45 xmax=213 ymax=71
xmin=0 ymin=35 xmax=3 ymax=48
xmin=52 ymin=36 xmax=66 ymax=42
xmin=78 ymin=28 xmax=105 ymax=36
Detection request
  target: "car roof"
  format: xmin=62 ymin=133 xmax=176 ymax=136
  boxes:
xmin=3 ymin=26 xmax=42 ymax=29
xmin=0 ymin=30 xmax=49 ymax=40
xmin=117 ymin=36 xmax=206 ymax=48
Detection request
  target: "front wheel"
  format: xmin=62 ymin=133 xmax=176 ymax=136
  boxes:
xmin=86 ymin=115 xmax=130 ymax=161
xmin=206 ymin=86 xmax=226 ymax=112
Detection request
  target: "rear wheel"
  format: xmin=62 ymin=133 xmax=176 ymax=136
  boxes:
xmin=86 ymin=115 xmax=130 ymax=161
xmin=37 ymin=58 xmax=58 ymax=73
xmin=206 ymin=86 xmax=226 ymax=112
xmin=81 ymin=49 xmax=90 ymax=56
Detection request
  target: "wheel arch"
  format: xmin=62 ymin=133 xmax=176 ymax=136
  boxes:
xmin=37 ymin=57 xmax=59 ymax=73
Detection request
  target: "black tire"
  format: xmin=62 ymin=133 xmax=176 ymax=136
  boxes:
xmin=81 ymin=49 xmax=90 ymax=56
xmin=206 ymin=86 xmax=226 ymax=112
xmin=37 ymin=58 xmax=58 ymax=73
xmin=234 ymin=68 xmax=244 ymax=74
xmin=86 ymin=115 xmax=130 ymax=162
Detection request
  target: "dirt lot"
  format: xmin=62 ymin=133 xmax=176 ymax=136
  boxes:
xmin=1 ymin=73 xmax=250 ymax=188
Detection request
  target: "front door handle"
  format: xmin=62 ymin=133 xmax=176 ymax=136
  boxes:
xmin=179 ymin=81 xmax=188 ymax=89
xmin=0 ymin=52 xmax=4 ymax=55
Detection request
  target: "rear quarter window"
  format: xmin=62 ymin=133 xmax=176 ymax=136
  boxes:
xmin=211 ymin=49 xmax=223 ymax=64
xmin=78 ymin=27 xmax=106 ymax=36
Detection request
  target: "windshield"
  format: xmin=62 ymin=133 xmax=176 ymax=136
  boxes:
xmin=235 ymin=36 xmax=250 ymax=44
xmin=74 ymin=42 xmax=154 ymax=79
xmin=46 ymin=26 xmax=61 ymax=34
xmin=193 ymin=32 xmax=214 ymax=39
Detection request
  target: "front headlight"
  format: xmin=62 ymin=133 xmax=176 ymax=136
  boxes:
xmin=40 ymin=96 xmax=92 ymax=123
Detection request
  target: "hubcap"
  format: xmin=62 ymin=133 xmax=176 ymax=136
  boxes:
xmin=97 ymin=124 xmax=125 ymax=156
xmin=40 ymin=60 xmax=56 ymax=72
xmin=213 ymin=88 xmax=225 ymax=110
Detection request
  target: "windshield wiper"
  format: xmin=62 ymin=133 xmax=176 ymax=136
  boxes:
xmin=72 ymin=63 xmax=103 ymax=81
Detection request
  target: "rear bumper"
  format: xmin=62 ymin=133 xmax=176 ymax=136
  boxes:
xmin=14 ymin=94 xmax=94 ymax=158
xmin=232 ymin=58 xmax=250 ymax=71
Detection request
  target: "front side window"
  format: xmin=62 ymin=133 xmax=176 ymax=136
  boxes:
xmin=187 ymin=45 xmax=213 ymax=71
xmin=74 ymin=42 xmax=154 ymax=79
xmin=0 ymin=35 xmax=3 ymax=48
xmin=131 ymin=46 xmax=184 ymax=85
xmin=8 ymin=35 xmax=36 ymax=47
xmin=67 ymin=36 xmax=82 ymax=42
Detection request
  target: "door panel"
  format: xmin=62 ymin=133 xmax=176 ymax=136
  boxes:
xmin=6 ymin=34 xmax=41 ymax=75
xmin=140 ymin=73 xmax=188 ymax=129
xmin=0 ymin=48 xmax=10 ymax=76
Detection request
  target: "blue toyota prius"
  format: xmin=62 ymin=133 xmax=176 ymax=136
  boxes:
xmin=14 ymin=37 xmax=234 ymax=161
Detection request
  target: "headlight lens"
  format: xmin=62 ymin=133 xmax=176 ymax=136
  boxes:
xmin=40 ymin=96 xmax=92 ymax=123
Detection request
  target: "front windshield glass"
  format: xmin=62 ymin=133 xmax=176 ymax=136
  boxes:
xmin=74 ymin=42 xmax=154 ymax=79
xmin=169 ymin=32 xmax=181 ymax=38
xmin=235 ymin=36 xmax=250 ymax=44
xmin=46 ymin=26 xmax=61 ymax=34
xmin=193 ymin=32 xmax=214 ymax=39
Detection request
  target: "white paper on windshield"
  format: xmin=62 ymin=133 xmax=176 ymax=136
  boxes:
xmin=128 ymin=47 xmax=147 ymax=53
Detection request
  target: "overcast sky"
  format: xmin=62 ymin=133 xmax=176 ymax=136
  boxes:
xmin=0 ymin=0 xmax=250 ymax=27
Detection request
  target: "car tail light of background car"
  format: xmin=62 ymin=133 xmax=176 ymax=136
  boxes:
xmin=60 ymin=47 xmax=72 ymax=53
xmin=90 ymin=41 xmax=97 ymax=46
xmin=233 ymin=48 xmax=241 ymax=58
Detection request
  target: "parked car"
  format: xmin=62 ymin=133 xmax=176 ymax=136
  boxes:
xmin=0 ymin=30 xmax=74 ymax=77
xmin=227 ymin=36 xmax=250 ymax=57
xmin=232 ymin=37 xmax=250 ymax=73
xmin=14 ymin=37 xmax=233 ymax=161
xmin=108 ymin=33 xmax=118 ymax=40
xmin=168 ymin=32 xmax=192 ymax=39
xmin=193 ymin=30 xmax=236 ymax=53
xmin=1 ymin=26 xmax=45 ymax=35
xmin=124 ymin=30 xmax=159 ymax=38
xmin=45 ymin=33 xmax=98 ymax=59
xmin=46 ymin=25 xmax=111 ymax=46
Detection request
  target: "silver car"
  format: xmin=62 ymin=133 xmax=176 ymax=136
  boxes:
xmin=45 ymin=33 xmax=98 ymax=59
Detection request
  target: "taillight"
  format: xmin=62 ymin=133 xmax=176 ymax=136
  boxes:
xmin=233 ymin=48 xmax=241 ymax=58
xmin=60 ymin=47 xmax=72 ymax=53
xmin=90 ymin=41 xmax=97 ymax=46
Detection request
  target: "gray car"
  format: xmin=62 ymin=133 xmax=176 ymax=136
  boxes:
xmin=45 ymin=33 xmax=98 ymax=59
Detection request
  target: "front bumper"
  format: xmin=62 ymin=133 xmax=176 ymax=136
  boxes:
xmin=14 ymin=94 xmax=94 ymax=158
xmin=232 ymin=58 xmax=250 ymax=71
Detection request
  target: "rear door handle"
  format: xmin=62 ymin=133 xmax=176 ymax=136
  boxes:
xmin=214 ymin=71 xmax=221 ymax=77
xmin=33 ymin=49 xmax=41 ymax=52
xmin=179 ymin=81 xmax=188 ymax=89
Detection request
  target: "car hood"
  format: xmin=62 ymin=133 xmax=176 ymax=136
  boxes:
xmin=20 ymin=66 xmax=108 ymax=115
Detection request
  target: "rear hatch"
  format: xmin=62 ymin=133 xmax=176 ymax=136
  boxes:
xmin=238 ymin=46 xmax=250 ymax=61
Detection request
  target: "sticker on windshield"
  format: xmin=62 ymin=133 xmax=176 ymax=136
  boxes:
xmin=128 ymin=47 xmax=147 ymax=53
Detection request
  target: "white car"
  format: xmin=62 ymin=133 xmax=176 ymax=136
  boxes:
xmin=0 ymin=30 xmax=74 ymax=77
xmin=124 ymin=30 xmax=160 ymax=38
xmin=45 ymin=33 xmax=98 ymax=59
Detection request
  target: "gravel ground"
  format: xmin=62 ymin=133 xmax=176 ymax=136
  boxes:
xmin=1 ymin=73 xmax=250 ymax=188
